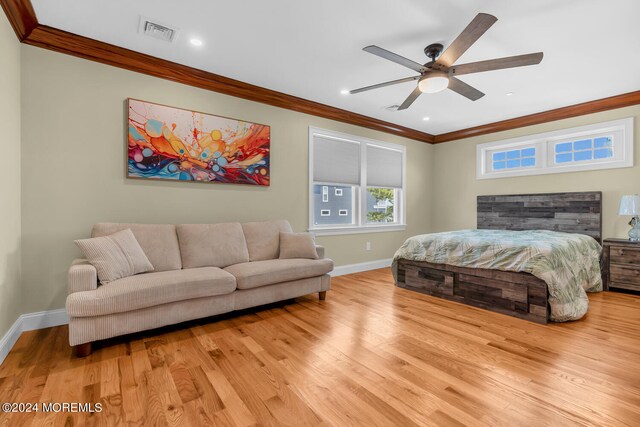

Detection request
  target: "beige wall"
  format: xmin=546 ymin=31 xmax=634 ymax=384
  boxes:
xmin=432 ymin=105 xmax=640 ymax=238
xmin=19 ymin=45 xmax=433 ymax=314
xmin=0 ymin=14 xmax=22 ymax=338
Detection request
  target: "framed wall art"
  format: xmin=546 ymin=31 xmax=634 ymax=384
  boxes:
xmin=127 ymin=99 xmax=270 ymax=186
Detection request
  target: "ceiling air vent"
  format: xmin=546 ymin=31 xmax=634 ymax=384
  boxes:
xmin=139 ymin=17 xmax=178 ymax=42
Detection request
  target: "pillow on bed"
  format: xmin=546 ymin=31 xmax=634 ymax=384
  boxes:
xmin=75 ymin=229 xmax=154 ymax=284
xmin=279 ymin=232 xmax=319 ymax=259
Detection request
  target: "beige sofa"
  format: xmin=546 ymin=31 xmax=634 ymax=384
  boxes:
xmin=66 ymin=220 xmax=333 ymax=355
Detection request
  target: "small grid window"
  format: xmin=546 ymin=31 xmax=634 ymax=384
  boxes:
xmin=320 ymin=209 xmax=330 ymax=216
xmin=338 ymin=209 xmax=348 ymax=216
xmin=335 ymin=188 xmax=343 ymax=196
xmin=477 ymin=118 xmax=632 ymax=179
xmin=492 ymin=147 xmax=536 ymax=170
xmin=554 ymin=137 xmax=614 ymax=164
xmin=322 ymin=186 xmax=329 ymax=202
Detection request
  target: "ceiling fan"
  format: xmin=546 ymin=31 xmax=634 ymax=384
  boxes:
xmin=349 ymin=13 xmax=543 ymax=110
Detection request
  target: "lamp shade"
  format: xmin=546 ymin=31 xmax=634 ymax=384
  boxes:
xmin=619 ymin=195 xmax=640 ymax=215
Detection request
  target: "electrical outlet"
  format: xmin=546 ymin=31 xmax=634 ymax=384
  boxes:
xmin=366 ymin=241 xmax=371 ymax=251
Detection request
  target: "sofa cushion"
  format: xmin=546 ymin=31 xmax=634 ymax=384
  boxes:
xmin=66 ymin=267 xmax=236 ymax=317
xmin=177 ymin=223 xmax=250 ymax=269
xmin=279 ymin=232 xmax=319 ymax=260
xmin=75 ymin=229 xmax=154 ymax=284
xmin=223 ymin=258 xmax=334 ymax=290
xmin=92 ymin=223 xmax=182 ymax=272
xmin=242 ymin=220 xmax=293 ymax=261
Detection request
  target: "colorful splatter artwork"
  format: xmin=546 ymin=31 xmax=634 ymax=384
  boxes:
xmin=127 ymin=99 xmax=270 ymax=186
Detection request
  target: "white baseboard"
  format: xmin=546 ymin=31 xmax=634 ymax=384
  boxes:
xmin=0 ymin=308 xmax=68 ymax=366
xmin=0 ymin=259 xmax=391 ymax=364
xmin=331 ymin=258 xmax=392 ymax=277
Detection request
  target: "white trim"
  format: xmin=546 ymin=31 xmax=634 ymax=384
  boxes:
xmin=0 ymin=308 xmax=68 ymax=365
xmin=476 ymin=117 xmax=634 ymax=179
xmin=310 ymin=224 xmax=406 ymax=236
xmin=330 ymin=258 xmax=392 ymax=276
xmin=309 ymin=126 xmax=407 ymax=235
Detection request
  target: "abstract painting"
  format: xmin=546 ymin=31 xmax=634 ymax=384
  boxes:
xmin=127 ymin=99 xmax=270 ymax=186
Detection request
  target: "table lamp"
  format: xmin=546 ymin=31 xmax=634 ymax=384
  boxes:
xmin=619 ymin=195 xmax=640 ymax=241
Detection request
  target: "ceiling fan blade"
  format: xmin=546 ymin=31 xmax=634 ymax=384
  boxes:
xmin=363 ymin=45 xmax=428 ymax=73
xmin=397 ymin=86 xmax=423 ymax=110
xmin=448 ymin=77 xmax=485 ymax=101
xmin=450 ymin=52 xmax=543 ymax=76
xmin=350 ymin=76 xmax=420 ymax=94
xmin=436 ymin=13 xmax=498 ymax=68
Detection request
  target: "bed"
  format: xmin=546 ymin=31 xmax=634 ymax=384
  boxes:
xmin=392 ymin=192 xmax=603 ymax=323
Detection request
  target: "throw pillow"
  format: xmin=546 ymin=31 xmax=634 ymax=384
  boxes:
xmin=279 ymin=232 xmax=319 ymax=259
xmin=75 ymin=228 xmax=154 ymax=284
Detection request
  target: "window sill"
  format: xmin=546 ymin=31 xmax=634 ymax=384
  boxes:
xmin=309 ymin=224 xmax=406 ymax=236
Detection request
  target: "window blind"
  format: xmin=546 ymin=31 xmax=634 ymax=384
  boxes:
xmin=313 ymin=135 xmax=360 ymax=185
xmin=366 ymin=144 xmax=403 ymax=188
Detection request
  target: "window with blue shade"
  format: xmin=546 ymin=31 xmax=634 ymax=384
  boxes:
xmin=554 ymin=136 xmax=614 ymax=164
xmin=492 ymin=147 xmax=536 ymax=171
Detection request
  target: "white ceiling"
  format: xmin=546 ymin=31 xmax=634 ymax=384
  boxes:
xmin=32 ymin=0 xmax=640 ymax=134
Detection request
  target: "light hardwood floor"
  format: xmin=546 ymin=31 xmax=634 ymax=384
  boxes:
xmin=1 ymin=268 xmax=640 ymax=426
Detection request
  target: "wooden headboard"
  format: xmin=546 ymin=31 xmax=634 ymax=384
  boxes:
xmin=477 ymin=192 xmax=602 ymax=243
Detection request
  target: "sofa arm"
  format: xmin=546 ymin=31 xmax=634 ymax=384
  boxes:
xmin=315 ymin=245 xmax=325 ymax=259
xmin=68 ymin=258 xmax=98 ymax=294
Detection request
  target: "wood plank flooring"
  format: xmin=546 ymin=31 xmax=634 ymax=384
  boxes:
xmin=1 ymin=268 xmax=640 ymax=426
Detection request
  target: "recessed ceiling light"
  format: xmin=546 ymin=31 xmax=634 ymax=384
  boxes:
xmin=506 ymin=92 xmax=514 ymax=96
xmin=190 ymin=38 xmax=203 ymax=47
xmin=422 ymin=116 xmax=430 ymax=121
xmin=340 ymin=89 xmax=350 ymax=95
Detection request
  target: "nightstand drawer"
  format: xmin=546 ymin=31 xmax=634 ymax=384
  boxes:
xmin=610 ymin=264 xmax=640 ymax=287
xmin=610 ymin=246 xmax=640 ymax=265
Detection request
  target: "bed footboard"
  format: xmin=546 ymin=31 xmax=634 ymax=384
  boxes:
xmin=396 ymin=259 xmax=549 ymax=324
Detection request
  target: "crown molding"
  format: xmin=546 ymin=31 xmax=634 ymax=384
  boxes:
xmin=2 ymin=0 xmax=639 ymax=145
xmin=433 ymin=90 xmax=640 ymax=143
xmin=0 ymin=0 xmax=36 ymax=40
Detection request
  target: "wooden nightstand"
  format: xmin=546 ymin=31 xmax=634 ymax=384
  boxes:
xmin=603 ymin=238 xmax=640 ymax=292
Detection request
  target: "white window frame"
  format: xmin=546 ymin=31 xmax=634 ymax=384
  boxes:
xmin=322 ymin=186 xmax=329 ymax=202
xmin=476 ymin=118 xmax=633 ymax=179
xmin=338 ymin=209 xmax=348 ymax=216
xmin=320 ymin=209 xmax=331 ymax=216
xmin=309 ymin=127 xmax=407 ymax=235
xmin=335 ymin=188 xmax=343 ymax=196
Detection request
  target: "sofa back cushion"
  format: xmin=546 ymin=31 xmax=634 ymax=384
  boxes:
xmin=177 ymin=223 xmax=250 ymax=268
xmin=242 ymin=220 xmax=293 ymax=261
xmin=92 ymin=223 xmax=182 ymax=272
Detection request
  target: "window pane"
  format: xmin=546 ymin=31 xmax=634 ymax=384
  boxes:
xmin=493 ymin=161 xmax=506 ymax=170
xmin=521 ymin=157 xmax=536 ymax=167
xmin=556 ymin=153 xmax=572 ymax=163
xmin=521 ymin=148 xmax=536 ymax=157
xmin=574 ymin=151 xmax=593 ymax=161
xmin=493 ymin=152 xmax=506 ymax=161
xmin=594 ymin=137 xmax=612 ymax=148
xmin=313 ymin=184 xmax=353 ymax=225
xmin=507 ymin=159 xmax=521 ymax=168
xmin=555 ymin=142 xmax=572 ymax=153
xmin=506 ymin=150 xmax=521 ymax=159
xmin=594 ymin=148 xmax=613 ymax=159
xmin=573 ymin=139 xmax=592 ymax=150
xmin=366 ymin=188 xmax=395 ymax=224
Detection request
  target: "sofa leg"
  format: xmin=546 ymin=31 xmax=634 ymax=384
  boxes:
xmin=74 ymin=342 xmax=92 ymax=358
xmin=319 ymin=291 xmax=327 ymax=301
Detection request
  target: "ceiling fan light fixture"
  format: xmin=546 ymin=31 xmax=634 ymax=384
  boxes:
xmin=418 ymin=73 xmax=449 ymax=94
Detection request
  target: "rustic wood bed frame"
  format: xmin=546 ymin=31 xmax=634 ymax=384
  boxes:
xmin=396 ymin=192 xmax=602 ymax=324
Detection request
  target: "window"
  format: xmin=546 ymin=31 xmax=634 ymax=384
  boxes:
xmin=309 ymin=127 xmax=406 ymax=234
xmin=477 ymin=118 xmax=633 ymax=179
